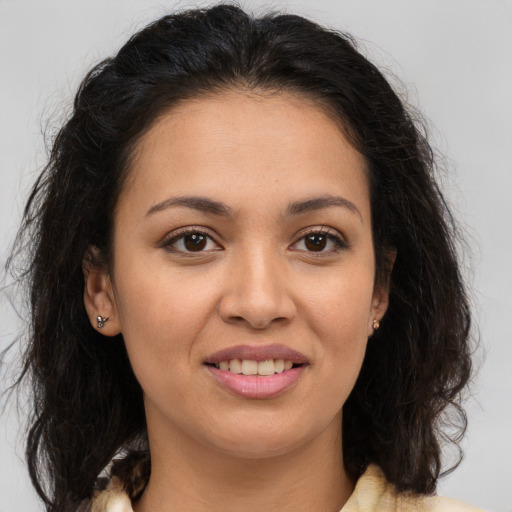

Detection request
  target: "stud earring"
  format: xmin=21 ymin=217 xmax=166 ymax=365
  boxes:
xmin=372 ymin=319 xmax=380 ymax=330
xmin=96 ymin=316 xmax=109 ymax=329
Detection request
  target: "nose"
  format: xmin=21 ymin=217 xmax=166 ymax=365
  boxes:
xmin=218 ymin=246 xmax=296 ymax=330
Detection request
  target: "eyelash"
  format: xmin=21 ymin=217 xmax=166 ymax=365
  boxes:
xmin=291 ymin=227 xmax=349 ymax=254
xmin=160 ymin=227 xmax=220 ymax=255
xmin=160 ymin=227 xmax=348 ymax=255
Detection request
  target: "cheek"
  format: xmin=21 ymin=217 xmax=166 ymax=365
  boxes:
xmin=300 ymin=266 xmax=374 ymax=395
xmin=302 ymin=261 xmax=375 ymax=338
xmin=111 ymin=256 xmax=220 ymax=390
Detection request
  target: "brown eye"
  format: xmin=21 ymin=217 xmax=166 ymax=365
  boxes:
xmin=305 ymin=233 xmax=327 ymax=251
xmin=184 ymin=233 xmax=207 ymax=251
xmin=289 ymin=229 xmax=347 ymax=254
xmin=163 ymin=230 xmax=220 ymax=254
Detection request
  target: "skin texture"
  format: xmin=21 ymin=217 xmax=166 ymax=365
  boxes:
xmin=84 ymin=91 xmax=391 ymax=512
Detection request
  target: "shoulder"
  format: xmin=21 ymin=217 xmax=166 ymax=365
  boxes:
xmin=342 ymin=465 xmax=485 ymax=512
xmin=417 ymin=495 xmax=484 ymax=512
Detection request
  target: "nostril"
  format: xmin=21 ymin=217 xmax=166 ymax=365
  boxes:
xmin=218 ymin=288 xmax=297 ymax=329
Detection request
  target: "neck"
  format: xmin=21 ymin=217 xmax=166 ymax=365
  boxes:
xmin=134 ymin=413 xmax=353 ymax=512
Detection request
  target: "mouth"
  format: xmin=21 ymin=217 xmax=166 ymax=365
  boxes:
xmin=206 ymin=358 xmax=301 ymax=376
xmin=204 ymin=344 xmax=308 ymax=399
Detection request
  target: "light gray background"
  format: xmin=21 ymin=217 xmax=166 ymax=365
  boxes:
xmin=1 ymin=1 xmax=511 ymax=511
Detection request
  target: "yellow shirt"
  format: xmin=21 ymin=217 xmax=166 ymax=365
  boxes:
xmin=342 ymin=465 xmax=483 ymax=512
xmin=89 ymin=464 xmax=484 ymax=512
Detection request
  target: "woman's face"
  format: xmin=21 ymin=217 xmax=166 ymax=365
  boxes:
xmin=87 ymin=91 xmax=390 ymax=459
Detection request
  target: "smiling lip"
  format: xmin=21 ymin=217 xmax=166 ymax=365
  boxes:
xmin=206 ymin=365 xmax=305 ymax=399
xmin=204 ymin=344 xmax=308 ymax=399
xmin=204 ymin=344 xmax=308 ymax=364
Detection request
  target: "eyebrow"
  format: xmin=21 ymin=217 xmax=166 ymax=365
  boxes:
xmin=285 ymin=195 xmax=362 ymax=220
xmin=146 ymin=196 xmax=234 ymax=217
xmin=146 ymin=194 xmax=361 ymax=219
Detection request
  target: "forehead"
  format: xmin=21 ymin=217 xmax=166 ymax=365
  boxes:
xmin=121 ymin=90 xmax=370 ymax=219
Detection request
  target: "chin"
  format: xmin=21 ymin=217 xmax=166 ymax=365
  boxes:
xmin=218 ymin=436 xmax=304 ymax=460
xmin=204 ymin=417 xmax=322 ymax=460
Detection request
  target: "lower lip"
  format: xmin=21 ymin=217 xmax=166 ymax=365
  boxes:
xmin=205 ymin=365 xmax=306 ymax=399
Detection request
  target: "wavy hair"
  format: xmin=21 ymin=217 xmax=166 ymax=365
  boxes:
xmin=8 ymin=4 xmax=472 ymax=511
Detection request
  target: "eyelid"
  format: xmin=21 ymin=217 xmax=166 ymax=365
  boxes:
xmin=289 ymin=226 xmax=349 ymax=253
xmin=159 ymin=226 xmax=223 ymax=253
xmin=159 ymin=225 xmax=348 ymax=255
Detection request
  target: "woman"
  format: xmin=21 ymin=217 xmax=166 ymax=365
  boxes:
xmin=9 ymin=4 xmax=480 ymax=511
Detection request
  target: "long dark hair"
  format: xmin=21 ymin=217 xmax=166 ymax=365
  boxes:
xmin=8 ymin=4 xmax=472 ymax=511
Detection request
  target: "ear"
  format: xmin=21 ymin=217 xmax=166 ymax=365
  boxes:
xmin=368 ymin=248 xmax=397 ymax=336
xmin=83 ymin=248 xmax=122 ymax=337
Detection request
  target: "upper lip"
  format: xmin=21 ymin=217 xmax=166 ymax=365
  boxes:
xmin=204 ymin=344 xmax=309 ymax=364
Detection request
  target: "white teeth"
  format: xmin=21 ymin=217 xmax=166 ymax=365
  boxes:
xmin=229 ymin=358 xmax=242 ymax=374
xmin=257 ymin=360 xmax=275 ymax=376
xmin=241 ymin=360 xmax=258 ymax=375
xmin=214 ymin=358 xmax=296 ymax=375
